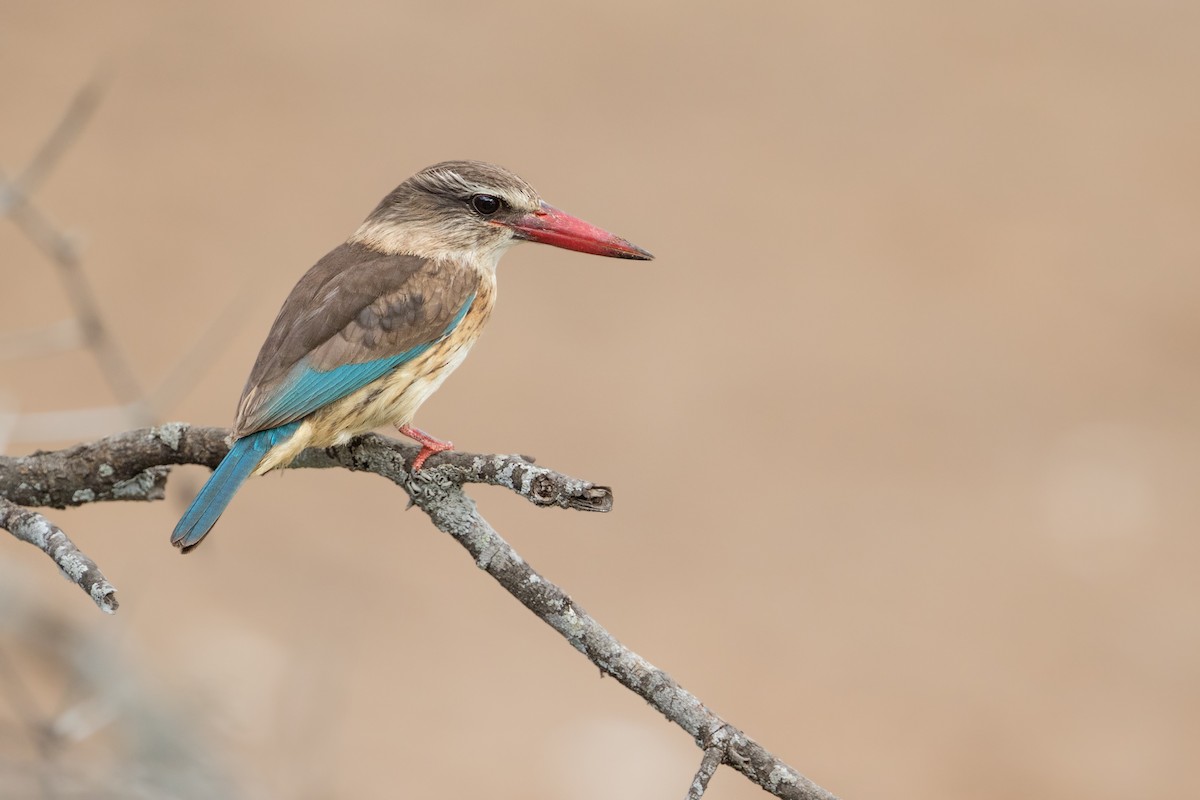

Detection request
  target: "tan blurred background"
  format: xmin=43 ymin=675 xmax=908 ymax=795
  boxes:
xmin=3 ymin=1 xmax=1199 ymax=798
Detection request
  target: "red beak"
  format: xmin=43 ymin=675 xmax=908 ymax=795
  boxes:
xmin=504 ymin=202 xmax=654 ymax=260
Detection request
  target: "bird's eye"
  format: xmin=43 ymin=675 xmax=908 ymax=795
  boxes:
xmin=469 ymin=194 xmax=503 ymax=215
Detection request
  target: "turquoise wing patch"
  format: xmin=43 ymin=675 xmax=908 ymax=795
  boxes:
xmin=250 ymin=292 xmax=474 ymax=431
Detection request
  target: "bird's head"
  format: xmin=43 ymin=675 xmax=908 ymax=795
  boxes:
xmin=352 ymin=160 xmax=653 ymax=267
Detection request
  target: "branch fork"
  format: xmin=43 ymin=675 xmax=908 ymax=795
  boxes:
xmin=0 ymin=423 xmax=837 ymax=799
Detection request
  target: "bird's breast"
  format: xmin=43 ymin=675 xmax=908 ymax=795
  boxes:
xmin=251 ymin=267 xmax=496 ymax=476
xmin=308 ymin=272 xmax=496 ymax=444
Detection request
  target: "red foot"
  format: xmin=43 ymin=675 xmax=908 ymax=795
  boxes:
xmin=398 ymin=424 xmax=454 ymax=470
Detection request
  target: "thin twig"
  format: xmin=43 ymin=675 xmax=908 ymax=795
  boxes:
xmin=11 ymin=77 xmax=106 ymax=197
xmin=400 ymin=474 xmax=837 ymax=800
xmin=0 ymin=423 xmax=838 ymax=799
xmin=686 ymin=741 xmax=726 ymax=800
xmin=0 ymin=498 xmax=117 ymax=614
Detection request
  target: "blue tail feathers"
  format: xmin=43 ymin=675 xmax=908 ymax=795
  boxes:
xmin=171 ymin=422 xmax=301 ymax=552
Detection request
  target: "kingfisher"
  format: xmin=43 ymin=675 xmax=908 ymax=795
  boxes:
xmin=171 ymin=160 xmax=652 ymax=552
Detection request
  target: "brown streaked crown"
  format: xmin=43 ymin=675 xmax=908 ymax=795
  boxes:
xmin=354 ymin=161 xmax=543 ymax=259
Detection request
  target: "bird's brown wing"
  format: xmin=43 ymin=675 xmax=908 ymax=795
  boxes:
xmin=233 ymin=241 xmax=478 ymax=436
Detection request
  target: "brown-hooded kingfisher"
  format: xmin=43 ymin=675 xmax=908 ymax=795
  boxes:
xmin=172 ymin=161 xmax=652 ymax=551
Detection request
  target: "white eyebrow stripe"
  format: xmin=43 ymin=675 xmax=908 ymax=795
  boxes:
xmin=417 ymin=169 xmax=537 ymax=209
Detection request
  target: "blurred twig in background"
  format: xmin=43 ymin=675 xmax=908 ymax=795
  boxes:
xmin=0 ymin=81 xmax=260 ymax=799
xmin=1 ymin=425 xmax=839 ymax=800
xmin=0 ymin=78 xmax=153 ymax=444
xmin=2 ymin=78 xmax=839 ymax=800
xmin=0 ymin=80 xmax=252 ymax=449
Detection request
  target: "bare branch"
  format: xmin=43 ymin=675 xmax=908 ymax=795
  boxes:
xmin=0 ymin=424 xmax=604 ymax=512
xmin=686 ymin=740 xmax=726 ymax=800
xmin=0 ymin=423 xmax=838 ymax=799
xmin=0 ymin=498 xmax=117 ymax=614
xmin=0 ymin=425 xmax=179 ymax=509
xmin=400 ymin=471 xmax=839 ymax=800
xmin=292 ymin=435 xmax=612 ymax=512
xmin=2 ymin=79 xmax=838 ymax=800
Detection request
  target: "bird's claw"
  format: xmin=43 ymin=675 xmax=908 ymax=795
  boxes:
xmin=410 ymin=441 xmax=453 ymax=471
xmin=398 ymin=424 xmax=453 ymax=470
